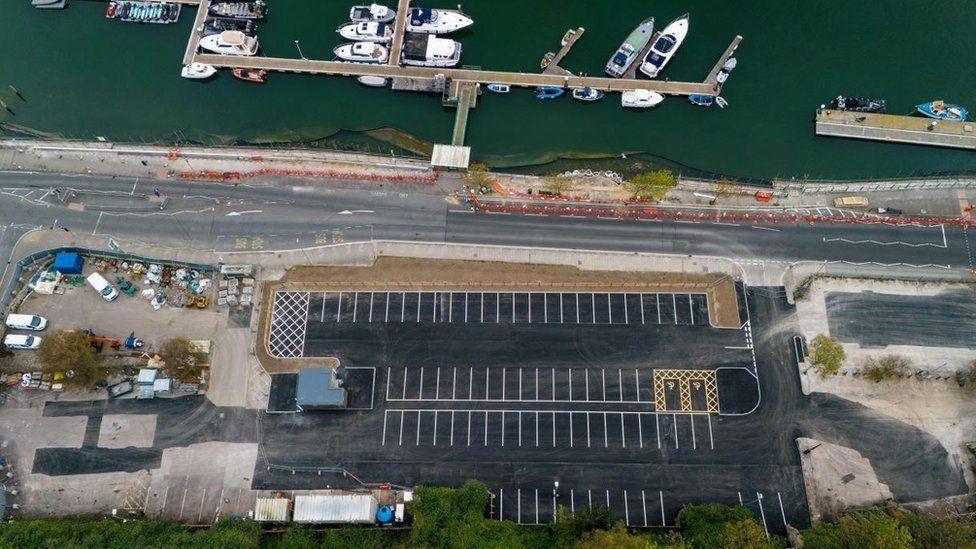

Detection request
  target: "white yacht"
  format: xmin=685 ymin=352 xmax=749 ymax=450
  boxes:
xmin=337 ymin=21 xmax=393 ymax=42
xmin=639 ymin=13 xmax=690 ymax=78
xmin=605 ymin=17 xmax=654 ymax=77
xmin=621 ymin=89 xmax=664 ymax=108
xmin=180 ymin=63 xmax=217 ymax=79
xmin=198 ymin=31 xmax=259 ymax=56
xmin=400 ymin=33 xmax=461 ymax=67
xmin=349 ymin=3 xmax=395 ymax=23
xmin=405 ymin=8 xmax=473 ymax=34
xmin=334 ymin=41 xmax=390 ymax=63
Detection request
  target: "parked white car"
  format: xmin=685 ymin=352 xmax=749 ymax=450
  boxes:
xmin=4 ymin=334 xmax=42 ymax=350
xmin=5 ymin=314 xmax=48 ymax=331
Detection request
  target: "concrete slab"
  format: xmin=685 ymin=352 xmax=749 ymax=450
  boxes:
xmin=98 ymin=414 xmax=157 ymax=449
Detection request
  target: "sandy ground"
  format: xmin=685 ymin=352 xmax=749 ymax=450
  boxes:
xmin=797 ymin=437 xmax=894 ymax=523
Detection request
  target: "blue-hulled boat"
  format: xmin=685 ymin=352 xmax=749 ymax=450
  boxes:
xmin=536 ymin=86 xmax=564 ymax=100
xmin=916 ymin=100 xmax=967 ymax=121
xmin=689 ymin=94 xmax=728 ymax=108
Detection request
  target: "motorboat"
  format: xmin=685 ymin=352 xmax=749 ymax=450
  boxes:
xmin=405 ymin=8 xmax=473 ymax=34
xmin=337 ymin=21 xmax=393 ymax=42
xmin=198 ymin=30 xmax=259 ymax=56
xmin=572 ymin=87 xmax=604 ymax=102
xmin=208 ymin=1 xmax=266 ymax=20
xmin=204 ymin=17 xmax=257 ymax=37
xmin=689 ymin=94 xmax=728 ymax=108
xmin=722 ymin=57 xmax=737 ymax=72
xmin=487 ymin=84 xmax=510 ymax=93
xmin=916 ymin=100 xmax=967 ymax=121
xmin=605 ymin=17 xmax=654 ymax=77
xmin=350 ymin=3 xmax=395 ymax=23
xmin=536 ymin=86 xmax=564 ymax=100
xmin=639 ymin=13 xmax=689 ymax=78
xmin=32 ymin=0 xmax=67 ymax=9
xmin=232 ymin=68 xmax=267 ymax=83
xmin=180 ymin=63 xmax=217 ymax=80
xmin=358 ymin=75 xmax=389 ymax=87
xmin=334 ymin=41 xmax=390 ymax=63
xmin=400 ymin=33 xmax=461 ymax=67
xmin=823 ymin=96 xmax=885 ymax=113
xmin=621 ymin=89 xmax=664 ymax=108
xmin=107 ymin=1 xmax=181 ymax=24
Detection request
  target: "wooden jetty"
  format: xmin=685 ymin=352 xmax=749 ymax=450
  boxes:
xmin=705 ymin=35 xmax=742 ymax=88
xmin=387 ymin=0 xmax=412 ymax=66
xmin=542 ymin=27 xmax=585 ymax=76
xmin=182 ymin=0 xmax=212 ymax=65
xmin=622 ymin=31 xmax=658 ymax=80
xmin=815 ymin=109 xmax=976 ymax=151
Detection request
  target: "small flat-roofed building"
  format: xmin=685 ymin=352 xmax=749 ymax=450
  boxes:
xmin=296 ymin=366 xmax=347 ymax=411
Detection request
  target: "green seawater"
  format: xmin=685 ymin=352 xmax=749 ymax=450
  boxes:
xmin=3 ymin=0 xmax=976 ymax=179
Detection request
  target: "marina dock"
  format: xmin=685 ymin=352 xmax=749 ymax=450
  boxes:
xmin=622 ymin=31 xmax=658 ymax=80
xmin=181 ymin=0 xmax=211 ymax=65
xmin=705 ymin=34 xmax=741 ymax=87
xmin=387 ymin=0 xmax=412 ymax=66
xmin=542 ymin=27 xmax=585 ymax=76
xmin=815 ymin=109 xmax=976 ymax=151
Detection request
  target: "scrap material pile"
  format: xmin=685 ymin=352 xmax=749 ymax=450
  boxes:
xmin=218 ymin=264 xmax=255 ymax=307
xmin=100 ymin=260 xmax=213 ymax=310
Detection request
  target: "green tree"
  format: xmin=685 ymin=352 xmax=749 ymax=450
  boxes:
xmin=899 ymin=512 xmax=976 ymax=549
xmin=159 ymin=337 xmax=205 ymax=380
xmin=465 ymin=162 xmax=495 ymax=191
xmin=37 ymin=330 xmax=104 ymax=387
xmin=677 ymin=504 xmax=782 ymax=549
xmin=809 ymin=334 xmax=846 ymax=379
xmin=552 ymin=504 xmax=614 ymax=546
xmin=578 ymin=523 xmax=656 ymax=549
xmin=410 ymin=480 xmax=490 ymax=548
xmin=862 ymin=354 xmax=910 ymax=382
xmin=624 ymin=169 xmax=677 ymax=201
xmin=954 ymin=359 xmax=976 ymax=392
xmin=543 ymin=174 xmax=576 ymax=196
xmin=802 ymin=509 xmax=912 ymax=549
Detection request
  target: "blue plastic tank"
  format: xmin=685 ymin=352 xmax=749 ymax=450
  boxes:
xmin=376 ymin=505 xmax=393 ymax=523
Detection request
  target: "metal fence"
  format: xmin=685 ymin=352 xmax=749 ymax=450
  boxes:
xmin=780 ymin=179 xmax=976 ymax=194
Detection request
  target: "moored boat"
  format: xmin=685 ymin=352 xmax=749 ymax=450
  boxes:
xmin=204 ymin=17 xmax=258 ymax=37
xmin=357 ymin=75 xmax=389 ymax=87
xmin=605 ymin=17 xmax=654 ymax=78
xmin=350 ymin=3 xmax=395 ymax=23
xmin=689 ymin=94 xmax=728 ymax=108
xmin=621 ymin=89 xmax=664 ymax=108
xmin=180 ymin=63 xmax=217 ymax=80
xmin=536 ymin=86 xmax=564 ymax=100
xmin=198 ymin=30 xmax=259 ymax=56
xmin=232 ymin=68 xmax=267 ymax=83
xmin=487 ymin=84 xmax=510 ymax=93
xmin=823 ymin=96 xmax=885 ymax=113
xmin=572 ymin=87 xmax=604 ymax=102
xmin=400 ymin=33 xmax=461 ymax=67
xmin=208 ymin=1 xmax=265 ymax=20
xmin=337 ymin=21 xmax=393 ymax=42
xmin=405 ymin=8 xmax=473 ymax=34
xmin=334 ymin=41 xmax=390 ymax=63
xmin=916 ymin=100 xmax=967 ymax=121
xmin=107 ymin=1 xmax=181 ymax=24
xmin=639 ymin=13 xmax=689 ymax=78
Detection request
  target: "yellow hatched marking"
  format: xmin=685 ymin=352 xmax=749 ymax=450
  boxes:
xmin=652 ymin=369 xmax=718 ymax=413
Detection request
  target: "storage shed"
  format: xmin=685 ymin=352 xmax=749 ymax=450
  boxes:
xmin=292 ymin=494 xmax=378 ymax=524
xmin=253 ymin=497 xmax=291 ymax=523
xmin=295 ymin=366 xmax=347 ymax=411
xmin=52 ymin=252 xmax=84 ymax=275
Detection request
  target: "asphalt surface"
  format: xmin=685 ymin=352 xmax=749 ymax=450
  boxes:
xmin=826 ymin=290 xmax=976 ymax=348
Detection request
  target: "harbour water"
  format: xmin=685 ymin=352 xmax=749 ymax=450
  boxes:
xmin=3 ymin=0 xmax=976 ymax=179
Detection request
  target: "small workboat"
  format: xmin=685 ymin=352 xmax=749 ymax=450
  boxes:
xmin=180 ymin=63 xmax=217 ymax=80
xmin=208 ymin=1 xmax=265 ymax=20
xmin=334 ymin=41 xmax=390 ymax=63
xmin=204 ymin=17 xmax=257 ymax=37
xmin=621 ymin=89 xmax=664 ymax=108
xmin=689 ymin=94 xmax=727 ymax=108
xmin=487 ymin=83 xmax=510 ymax=93
xmin=405 ymin=7 xmax=473 ymax=34
xmin=605 ymin=17 xmax=654 ymax=77
xmin=198 ymin=30 xmax=259 ymax=56
xmin=232 ymin=68 xmax=267 ymax=83
xmin=916 ymin=100 xmax=967 ymax=121
xmin=561 ymin=28 xmax=579 ymax=46
xmin=357 ymin=75 xmax=389 ymax=87
xmin=824 ymin=96 xmax=885 ymax=113
xmin=337 ymin=21 xmax=393 ymax=42
xmin=722 ymin=57 xmax=737 ymax=72
xmin=540 ymin=52 xmax=555 ymax=69
xmin=401 ymin=33 xmax=461 ymax=67
xmin=639 ymin=13 xmax=689 ymax=78
xmin=572 ymin=87 xmax=604 ymax=102
xmin=536 ymin=86 xmax=564 ymax=100
xmin=350 ymin=3 xmax=395 ymax=23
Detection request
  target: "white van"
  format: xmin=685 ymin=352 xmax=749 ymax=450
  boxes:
xmin=87 ymin=272 xmax=120 ymax=302
xmin=5 ymin=314 xmax=48 ymax=331
xmin=4 ymin=334 xmax=42 ymax=350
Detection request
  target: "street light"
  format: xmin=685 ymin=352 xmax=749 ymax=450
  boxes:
xmin=294 ymin=40 xmax=307 ymax=60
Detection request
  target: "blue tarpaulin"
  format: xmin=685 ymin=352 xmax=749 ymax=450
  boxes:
xmin=52 ymin=252 xmax=84 ymax=274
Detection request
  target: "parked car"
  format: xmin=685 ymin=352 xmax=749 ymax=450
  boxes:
xmin=4 ymin=334 xmax=42 ymax=350
xmin=4 ymin=314 xmax=48 ymax=331
xmin=876 ymin=207 xmax=903 ymax=215
xmin=87 ymin=272 xmax=119 ymax=302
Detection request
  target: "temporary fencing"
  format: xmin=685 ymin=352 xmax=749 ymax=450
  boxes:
xmin=177 ymin=168 xmax=439 ymax=183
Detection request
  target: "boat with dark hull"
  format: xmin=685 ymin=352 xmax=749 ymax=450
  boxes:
xmin=824 ymin=96 xmax=885 ymax=113
xmin=204 ymin=17 xmax=258 ymax=37
xmin=106 ymin=1 xmax=181 ymax=24
xmin=208 ymin=1 xmax=266 ymax=20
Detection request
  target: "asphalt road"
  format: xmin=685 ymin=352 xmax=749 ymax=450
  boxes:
xmin=0 ymin=173 xmax=972 ymax=283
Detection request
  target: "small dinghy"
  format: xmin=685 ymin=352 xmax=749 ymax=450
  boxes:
xmin=689 ymin=94 xmax=727 ymax=108
xmin=208 ymin=1 xmax=265 ymax=20
xmin=180 ymin=63 xmax=217 ymax=80
xmin=487 ymin=83 xmax=510 ymax=93
xmin=824 ymin=96 xmax=885 ymax=113
xmin=358 ymin=75 xmax=389 ymax=87
xmin=232 ymin=68 xmax=267 ymax=83
xmin=334 ymin=41 xmax=390 ymax=63
xmin=572 ymin=87 xmax=604 ymax=102
xmin=621 ymin=89 xmax=664 ymax=108
xmin=350 ymin=3 xmax=395 ymax=23
xmin=916 ymin=100 xmax=967 ymax=121
xmin=405 ymin=7 xmax=473 ymax=34
xmin=337 ymin=21 xmax=393 ymax=42
xmin=536 ymin=86 xmax=564 ymax=100
xmin=639 ymin=13 xmax=689 ymax=78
